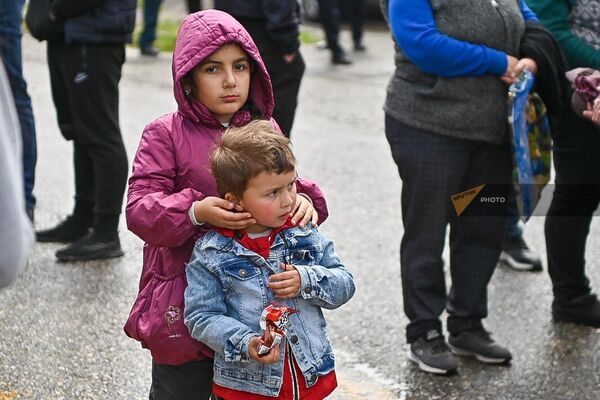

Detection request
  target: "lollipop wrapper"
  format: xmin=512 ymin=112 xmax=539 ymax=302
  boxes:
xmin=256 ymin=303 xmax=299 ymax=356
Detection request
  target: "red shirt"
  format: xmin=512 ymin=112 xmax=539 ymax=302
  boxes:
xmin=213 ymin=347 xmax=337 ymax=400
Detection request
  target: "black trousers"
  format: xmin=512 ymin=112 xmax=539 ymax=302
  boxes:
xmin=47 ymin=42 xmax=128 ymax=236
xmin=236 ymin=18 xmax=305 ymax=138
xmin=385 ymin=114 xmax=511 ymax=342
xmin=545 ymin=109 xmax=600 ymax=304
xmin=149 ymin=359 xmax=214 ymax=400
xmin=318 ymin=0 xmax=366 ymax=53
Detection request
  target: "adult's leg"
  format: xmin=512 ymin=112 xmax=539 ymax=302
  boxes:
xmin=139 ymin=0 xmax=162 ymax=51
xmin=546 ymin=110 xmax=600 ymax=305
xmin=47 ymin=42 xmax=96 ymax=219
xmin=350 ymin=0 xmax=367 ymax=49
xmin=546 ymin=183 xmax=600 ymax=302
xmin=385 ymin=114 xmax=475 ymax=343
xmin=187 ymin=0 xmax=202 ymax=13
xmin=149 ymin=359 xmax=214 ymax=400
xmin=0 ymin=0 xmax=37 ymax=217
xmin=72 ymin=44 xmax=128 ymax=238
xmin=318 ymin=0 xmax=351 ymax=63
xmin=446 ymin=141 xmax=512 ymax=334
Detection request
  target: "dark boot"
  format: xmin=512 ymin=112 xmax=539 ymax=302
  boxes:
xmin=55 ymin=228 xmax=123 ymax=262
xmin=36 ymin=214 xmax=93 ymax=243
xmin=553 ymin=294 xmax=600 ymax=327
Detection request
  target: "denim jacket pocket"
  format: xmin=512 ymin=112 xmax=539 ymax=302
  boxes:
xmin=223 ymin=263 xmax=261 ymax=281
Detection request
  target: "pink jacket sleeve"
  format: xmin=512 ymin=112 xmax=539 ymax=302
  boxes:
xmin=295 ymin=178 xmax=329 ymax=225
xmin=126 ymin=120 xmax=206 ymax=248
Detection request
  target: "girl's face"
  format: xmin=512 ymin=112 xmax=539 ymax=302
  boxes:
xmin=188 ymin=44 xmax=251 ymax=123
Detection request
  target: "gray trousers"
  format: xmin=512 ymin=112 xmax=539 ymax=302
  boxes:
xmin=385 ymin=114 xmax=511 ymax=343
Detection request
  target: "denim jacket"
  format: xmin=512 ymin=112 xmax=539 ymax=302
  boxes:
xmin=184 ymin=223 xmax=355 ymax=396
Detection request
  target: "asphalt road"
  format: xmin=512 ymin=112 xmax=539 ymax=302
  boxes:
xmin=1 ymin=8 xmax=599 ymax=400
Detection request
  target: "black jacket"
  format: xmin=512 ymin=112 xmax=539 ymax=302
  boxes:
xmin=214 ymin=0 xmax=301 ymax=54
xmin=27 ymin=0 xmax=136 ymax=43
xmin=520 ymin=21 xmax=571 ymax=116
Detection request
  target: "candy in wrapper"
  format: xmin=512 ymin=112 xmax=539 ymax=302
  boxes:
xmin=257 ymin=302 xmax=299 ymax=356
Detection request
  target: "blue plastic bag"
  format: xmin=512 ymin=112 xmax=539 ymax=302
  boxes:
xmin=508 ymin=71 xmax=552 ymax=221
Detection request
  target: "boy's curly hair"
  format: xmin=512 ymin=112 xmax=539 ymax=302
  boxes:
xmin=211 ymin=120 xmax=296 ymax=197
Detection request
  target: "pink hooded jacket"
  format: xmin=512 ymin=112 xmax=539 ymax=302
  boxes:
xmin=124 ymin=10 xmax=328 ymax=365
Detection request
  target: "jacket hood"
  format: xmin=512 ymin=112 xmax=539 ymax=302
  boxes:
xmin=172 ymin=10 xmax=274 ymax=124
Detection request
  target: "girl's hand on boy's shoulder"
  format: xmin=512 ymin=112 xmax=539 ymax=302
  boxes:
xmin=291 ymin=194 xmax=318 ymax=227
xmin=248 ymin=336 xmax=280 ymax=364
xmin=268 ymin=263 xmax=301 ymax=299
xmin=194 ymin=197 xmax=255 ymax=229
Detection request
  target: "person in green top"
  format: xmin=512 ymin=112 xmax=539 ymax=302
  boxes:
xmin=526 ymin=0 xmax=600 ymax=327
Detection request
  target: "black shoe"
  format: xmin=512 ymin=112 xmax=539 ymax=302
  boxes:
xmin=448 ymin=328 xmax=512 ymax=364
xmin=553 ymin=294 xmax=600 ymax=327
xmin=499 ymin=235 xmax=543 ymax=272
xmin=55 ymin=229 xmax=123 ymax=262
xmin=354 ymin=42 xmax=366 ymax=51
xmin=332 ymin=51 xmax=352 ymax=65
xmin=408 ymin=330 xmax=459 ymax=375
xmin=36 ymin=215 xmax=91 ymax=243
xmin=140 ymin=45 xmax=160 ymax=56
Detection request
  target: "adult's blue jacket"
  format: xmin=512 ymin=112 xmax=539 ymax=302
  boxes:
xmin=387 ymin=0 xmax=539 ymax=77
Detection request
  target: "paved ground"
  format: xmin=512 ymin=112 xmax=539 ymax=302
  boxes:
xmin=0 ymin=5 xmax=599 ymax=399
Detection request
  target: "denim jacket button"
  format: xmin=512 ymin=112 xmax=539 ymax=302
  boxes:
xmin=303 ymin=287 xmax=312 ymax=294
xmin=290 ymin=335 xmax=299 ymax=344
xmin=239 ymin=268 xmax=247 ymax=277
xmin=293 ymin=251 xmax=302 ymax=259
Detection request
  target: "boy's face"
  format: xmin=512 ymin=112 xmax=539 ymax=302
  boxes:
xmin=190 ymin=44 xmax=251 ymax=123
xmin=230 ymin=170 xmax=297 ymax=233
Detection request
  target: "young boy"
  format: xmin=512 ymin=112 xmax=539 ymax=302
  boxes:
xmin=184 ymin=120 xmax=355 ymax=399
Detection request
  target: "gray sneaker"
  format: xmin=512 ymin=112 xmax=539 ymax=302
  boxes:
xmin=408 ymin=330 xmax=459 ymax=375
xmin=448 ymin=329 xmax=512 ymax=364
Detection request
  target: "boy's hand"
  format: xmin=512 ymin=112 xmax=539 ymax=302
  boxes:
xmin=194 ymin=197 xmax=255 ymax=229
xmin=290 ymin=194 xmax=318 ymax=227
xmin=248 ymin=336 xmax=280 ymax=364
xmin=268 ymin=263 xmax=301 ymax=298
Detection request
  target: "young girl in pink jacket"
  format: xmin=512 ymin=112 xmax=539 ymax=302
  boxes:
xmin=124 ymin=10 xmax=327 ymax=400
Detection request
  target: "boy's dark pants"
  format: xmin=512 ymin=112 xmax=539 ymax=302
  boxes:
xmin=545 ymin=109 xmax=600 ymax=304
xmin=149 ymin=359 xmax=214 ymax=400
xmin=46 ymin=41 xmax=128 ymax=235
xmin=385 ymin=114 xmax=511 ymax=343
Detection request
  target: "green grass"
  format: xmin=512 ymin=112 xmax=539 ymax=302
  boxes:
xmin=299 ymin=29 xmax=321 ymax=45
xmin=132 ymin=18 xmax=181 ymax=52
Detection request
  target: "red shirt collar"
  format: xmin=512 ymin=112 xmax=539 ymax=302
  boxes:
xmin=215 ymin=217 xmax=296 ymax=259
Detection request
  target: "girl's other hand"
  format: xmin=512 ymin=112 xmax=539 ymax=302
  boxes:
xmin=194 ymin=197 xmax=255 ymax=229
xmin=248 ymin=336 xmax=280 ymax=364
xmin=290 ymin=194 xmax=318 ymax=227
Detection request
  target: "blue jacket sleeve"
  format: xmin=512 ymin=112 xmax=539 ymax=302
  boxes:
xmin=520 ymin=0 xmax=539 ymax=22
xmin=387 ymin=0 xmax=508 ymax=77
xmin=294 ymin=227 xmax=356 ymax=310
